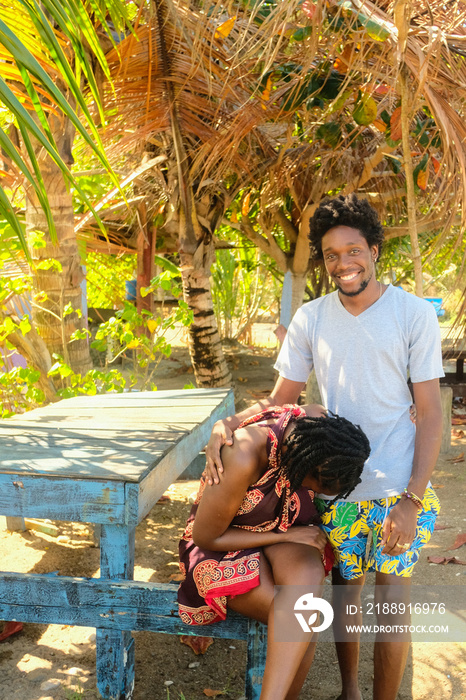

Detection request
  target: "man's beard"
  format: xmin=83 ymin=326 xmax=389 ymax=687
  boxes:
xmin=337 ymin=275 xmax=371 ymax=297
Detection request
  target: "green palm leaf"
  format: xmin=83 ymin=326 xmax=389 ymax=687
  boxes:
xmin=2 ymin=6 xmax=110 ymax=164
xmin=0 ymin=124 xmax=55 ymax=240
xmin=0 ymin=75 xmax=108 ymax=238
xmin=25 ymin=0 xmax=113 ymax=121
xmin=0 ymin=2 xmax=135 ymax=249
xmin=0 ymin=186 xmax=28 ymax=254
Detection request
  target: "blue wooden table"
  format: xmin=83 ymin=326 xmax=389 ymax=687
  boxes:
xmin=0 ymin=388 xmax=235 ymax=699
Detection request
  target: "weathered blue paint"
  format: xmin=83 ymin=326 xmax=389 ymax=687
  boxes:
xmin=0 ymin=572 xmax=265 ymax=697
xmin=124 ymin=483 xmax=139 ymax=527
xmin=0 ymin=573 xmax=249 ymax=637
xmin=96 ymin=521 xmax=135 ymax=698
xmin=0 ymin=473 xmax=126 ymax=524
xmin=0 ymin=389 xmax=261 ymax=700
xmin=246 ymin=620 xmax=268 ymax=700
xmin=135 ymin=394 xmax=235 ymax=522
xmin=180 ymin=452 xmax=206 ymax=479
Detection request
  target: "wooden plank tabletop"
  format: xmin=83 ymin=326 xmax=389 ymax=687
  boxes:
xmin=0 ymin=389 xmax=233 ymax=483
xmin=441 ymin=326 xmax=466 ymax=358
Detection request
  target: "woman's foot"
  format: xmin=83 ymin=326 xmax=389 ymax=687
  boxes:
xmin=0 ymin=621 xmax=23 ymax=642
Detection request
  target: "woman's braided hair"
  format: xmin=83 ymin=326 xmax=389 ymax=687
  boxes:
xmin=281 ymin=413 xmax=370 ymax=502
xmin=309 ymin=194 xmax=385 ymax=261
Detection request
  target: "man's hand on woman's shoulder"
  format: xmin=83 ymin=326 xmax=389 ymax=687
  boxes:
xmin=204 ymin=377 xmax=304 ymax=486
xmin=204 ymin=420 xmax=234 ymax=485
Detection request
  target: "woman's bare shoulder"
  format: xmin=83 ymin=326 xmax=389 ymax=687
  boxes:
xmin=220 ymin=424 xmax=267 ymax=477
xmin=224 ymin=423 xmax=267 ymax=455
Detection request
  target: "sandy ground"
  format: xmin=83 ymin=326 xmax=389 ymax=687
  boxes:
xmin=0 ymin=339 xmax=465 ymax=700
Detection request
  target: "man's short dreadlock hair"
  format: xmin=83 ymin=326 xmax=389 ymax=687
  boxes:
xmin=309 ymin=194 xmax=385 ymax=262
xmin=281 ymin=413 xmax=370 ymax=502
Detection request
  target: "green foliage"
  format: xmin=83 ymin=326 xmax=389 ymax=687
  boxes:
xmin=0 ymin=257 xmax=36 ymax=415
xmin=379 ymin=225 xmax=463 ymax=317
xmin=47 ymin=274 xmax=193 ymax=397
xmin=276 ymin=64 xmax=344 ymax=112
xmin=35 ymin=258 xmax=63 ymax=272
xmin=0 ymin=365 xmax=45 ymax=417
xmin=0 ymin=0 xmax=135 ymax=244
xmin=27 ymin=228 xmax=47 ymax=249
xmin=353 ymin=94 xmax=377 ymax=126
xmin=64 ymin=681 xmax=92 ymax=700
xmin=211 ymin=237 xmax=277 ymax=340
xmin=86 ymin=252 xmax=137 ymax=309
xmin=165 ymin=689 xmax=187 ymax=700
xmin=413 ymin=117 xmax=441 ymax=149
xmin=73 ymin=173 xmax=112 ymax=215
xmin=89 ymin=272 xmax=193 ymax=391
xmin=48 ymin=360 xmax=127 ymax=398
xmin=316 ymin=121 xmax=342 ymax=147
xmin=412 ymin=154 xmax=429 ymax=194
xmin=0 ymin=269 xmax=193 ymax=413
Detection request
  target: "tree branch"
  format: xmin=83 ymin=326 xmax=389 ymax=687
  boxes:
xmin=271 ymin=207 xmax=298 ymax=245
xmin=240 ymin=216 xmax=287 ymax=271
xmin=5 ymin=324 xmax=58 ymax=404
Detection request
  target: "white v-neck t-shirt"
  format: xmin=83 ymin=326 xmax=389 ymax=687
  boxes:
xmin=274 ymin=285 xmax=444 ymax=501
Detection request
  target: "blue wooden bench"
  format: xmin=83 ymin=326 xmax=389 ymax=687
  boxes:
xmin=0 ymin=572 xmax=267 ymax=699
xmin=0 ymin=389 xmax=267 ymax=699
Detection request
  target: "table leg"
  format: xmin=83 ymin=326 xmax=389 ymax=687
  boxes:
xmin=245 ymin=620 xmax=267 ymax=699
xmin=456 ymin=357 xmax=464 ymax=381
xmin=4 ymin=516 xmax=26 ymax=531
xmin=96 ymin=524 xmax=136 ymax=700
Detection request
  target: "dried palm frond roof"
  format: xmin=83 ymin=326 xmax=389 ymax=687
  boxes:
xmin=100 ymin=0 xmax=304 ymax=184
xmin=95 ymin=0 xmax=466 ymax=224
xmin=247 ymin=0 xmax=466 ymax=248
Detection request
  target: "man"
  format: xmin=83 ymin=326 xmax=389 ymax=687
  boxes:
xmin=205 ymin=194 xmax=443 ymax=700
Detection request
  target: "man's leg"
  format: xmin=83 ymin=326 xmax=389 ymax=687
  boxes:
xmin=332 ymin=567 xmax=365 ymax=700
xmin=370 ymin=487 xmax=440 ymax=700
xmin=315 ymin=499 xmax=370 ymax=700
xmin=373 ymin=572 xmax=411 ymax=700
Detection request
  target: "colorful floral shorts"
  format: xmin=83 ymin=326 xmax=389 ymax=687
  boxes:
xmin=314 ymin=487 xmax=440 ymax=580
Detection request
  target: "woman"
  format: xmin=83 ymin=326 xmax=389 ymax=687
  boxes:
xmin=178 ymin=404 xmax=370 ymax=700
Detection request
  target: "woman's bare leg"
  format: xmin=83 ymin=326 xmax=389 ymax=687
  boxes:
xmin=227 ymin=553 xmax=274 ymax=625
xmin=284 ymin=641 xmax=317 ymax=699
xmin=265 ymin=543 xmax=324 ymax=700
xmin=228 ymin=544 xmax=324 ymax=700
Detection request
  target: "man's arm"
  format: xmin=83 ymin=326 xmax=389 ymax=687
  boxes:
xmin=408 ymin=378 xmax=443 ymax=494
xmin=381 ymin=378 xmax=443 ymax=555
xmin=204 ymin=376 xmax=305 ymax=484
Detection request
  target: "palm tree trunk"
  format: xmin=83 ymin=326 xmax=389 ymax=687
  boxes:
xmin=25 ymin=132 xmax=92 ymax=374
xmin=179 ymin=241 xmax=231 ymax=388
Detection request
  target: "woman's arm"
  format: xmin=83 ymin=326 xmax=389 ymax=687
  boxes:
xmin=192 ymin=427 xmax=326 ymax=554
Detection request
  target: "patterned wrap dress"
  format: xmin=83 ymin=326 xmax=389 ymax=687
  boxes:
xmin=178 ymin=405 xmax=334 ymax=626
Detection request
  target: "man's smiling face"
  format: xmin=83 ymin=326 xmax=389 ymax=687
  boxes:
xmin=321 ymin=225 xmax=379 ymax=297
